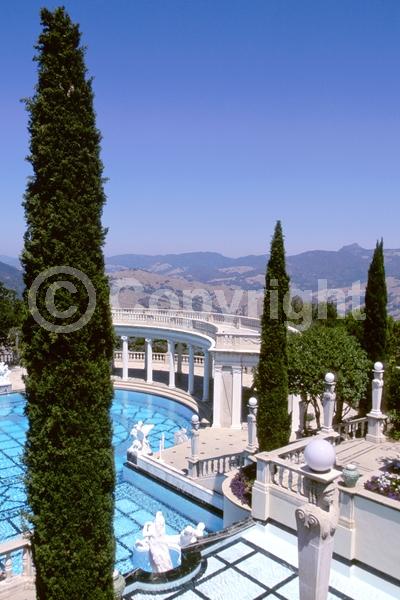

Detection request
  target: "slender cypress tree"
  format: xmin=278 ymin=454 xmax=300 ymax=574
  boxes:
xmin=22 ymin=8 xmax=115 ymax=599
xmin=255 ymin=221 xmax=291 ymax=451
xmin=363 ymin=239 xmax=387 ymax=362
xmin=358 ymin=239 xmax=387 ymax=416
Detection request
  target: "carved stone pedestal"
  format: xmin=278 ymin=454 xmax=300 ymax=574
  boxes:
xmin=296 ymin=466 xmax=340 ymax=600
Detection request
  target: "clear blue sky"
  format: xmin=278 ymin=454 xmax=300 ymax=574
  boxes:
xmin=1 ymin=0 xmax=399 ymax=257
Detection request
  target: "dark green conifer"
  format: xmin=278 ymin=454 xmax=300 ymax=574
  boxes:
xmin=21 ymin=8 xmax=115 ymax=599
xmin=255 ymin=221 xmax=291 ymax=451
xmin=363 ymin=239 xmax=387 ymax=362
xmin=359 ymin=240 xmax=388 ymax=415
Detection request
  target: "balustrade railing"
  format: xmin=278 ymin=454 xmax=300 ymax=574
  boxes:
xmin=113 ymin=351 xmax=205 ymax=366
xmin=0 ymin=536 xmax=35 ymax=599
xmin=334 ymin=417 xmax=368 ymax=440
xmin=111 ymin=308 xmax=260 ymax=332
xmin=191 ymin=452 xmax=245 ymax=478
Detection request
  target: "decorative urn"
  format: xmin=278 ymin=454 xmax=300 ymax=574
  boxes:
xmin=342 ymin=463 xmax=360 ymax=488
xmin=113 ymin=570 xmax=125 ymax=599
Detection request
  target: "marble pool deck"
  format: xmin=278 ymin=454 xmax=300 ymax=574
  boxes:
xmin=124 ymin=521 xmax=400 ymax=600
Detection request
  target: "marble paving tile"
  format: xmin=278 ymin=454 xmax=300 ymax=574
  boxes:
xmin=276 ymin=577 xmax=344 ymax=599
xmin=197 ymin=556 xmax=226 ymax=581
xmin=217 ymin=541 xmax=254 ymax=564
xmin=196 ymin=567 xmax=265 ymax=600
xmin=236 ymin=552 xmax=294 ymax=589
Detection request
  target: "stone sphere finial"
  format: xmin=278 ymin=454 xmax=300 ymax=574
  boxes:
xmin=248 ymin=397 xmax=258 ymax=408
xmin=191 ymin=414 xmax=199 ymax=426
xmin=374 ymin=361 xmax=384 ymax=372
xmin=325 ymin=372 xmax=335 ymax=384
xmin=304 ymin=438 xmax=336 ymax=473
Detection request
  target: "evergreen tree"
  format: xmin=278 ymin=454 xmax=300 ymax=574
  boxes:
xmin=22 ymin=8 xmax=115 ymax=599
xmin=359 ymin=240 xmax=388 ymax=415
xmin=363 ymin=239 xmax=387 ymax=362
xmin=255 ymin=221 xmax=291 ymax=451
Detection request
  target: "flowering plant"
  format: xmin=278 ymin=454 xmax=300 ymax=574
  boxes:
xmin=230 ymin=463 xmax=256 ymax=506
xmin=364 ymin=458 xmax=400 ymax=501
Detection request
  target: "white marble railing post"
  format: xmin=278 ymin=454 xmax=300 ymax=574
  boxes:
xmin=245 ymin=397 xmax=258 ymax=453
xmin=296 ymin=439 xmax=341 ymax=600
xmin=366 ymin=361 xmax=387 ymax=443
xmin=321 ymin=372 xmax=336 ymax=433
xmin=167 ymin=340 xmax=175 ymax=388
xmin=121 ymin=336 xmax=129 ymax=381
xmin=145 ymin=338 xmax=153 ymax=384
xmin=202 ymin=350 xmax=210 ymax=402
xmin=187 ymin=344 xmax=194 ymax=395
xmin=188 ymin=414 xmax=200 ymax=478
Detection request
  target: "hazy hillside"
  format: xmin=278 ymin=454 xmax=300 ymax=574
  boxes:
xmin=2 ymin=245 xmax=399 ymax=315
xmin=0 ymin=261 xmax=23 ymax=295
xmin=107 ymin=244 xmax=400 ymax=318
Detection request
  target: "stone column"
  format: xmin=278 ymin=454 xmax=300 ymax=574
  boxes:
xmin=188 ymin=414 xmax=200 ymax=478
xmin=321 ymin=372 xmax=336 ymax=433
xmin=366 ymin=361 xmax=387 ymax=443
xmin=167 ymin=339 xmax=175 ymax=388
xmin=121 ymin=336 xmax=129 ymax=381
xmin=298 ymin=398 xmax=307 ymax=438
xmin=232 ymin=366 xmax=242 ymax=429
xmin=176 ymin=343 xmax=183 ymax=375
xmin=187 ymin=344 xmax=194 ymax=395
xmin=212 ymin=365 xmax=223 ymax=428
xmin=145 ymin=338 xmax=153 ymax=384
xmin=202 ymin=350 xmax=210 ymax=402
xmin=245 ymin=397 xmax=258 ymax=454
xmin=296 ymin=439 xmax=341 ymax=600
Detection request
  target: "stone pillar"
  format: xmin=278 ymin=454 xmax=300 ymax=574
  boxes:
xmin=176 ymin=343 xmax=183 ymax=375
xmin=121 ymin=336 xmax=129 ymax=381
xmin=366 ymin=361 xmax=387 ymax=443
xmin=212 ymin=365 xmax=223 ymax=428
xmin=202 ymin=350 xmax=210 ymax=402
xmin=251 ymin=457 xmax=272 ymax=521
xmin=167 ymin=339 xmax=175 ymax=388
xmin=232 ymin=366 xmax=242 ymax=429
xmin=321 ymin=372 xmax=336 ymax=433
xmin=298 ymin=398 xmax=307 ymax=438
xmin=145 ymin=338 xmax=153 ymax=384
xmin=245 ymin=397 xmax=258 ymax=454
xmin=187 ymin=344 xmax=194 ymax=395
xmin=188 ymin=414 xmax=200 ymax=478
xmin=296 ymin=440 xmax=341 ymax=600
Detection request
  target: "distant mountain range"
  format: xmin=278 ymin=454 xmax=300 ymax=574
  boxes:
xmin=1 ymin=244 xmax=399 ymax=317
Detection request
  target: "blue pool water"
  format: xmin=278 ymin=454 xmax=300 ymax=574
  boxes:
xmin=0 ymin=389 xmax=222 ymax=574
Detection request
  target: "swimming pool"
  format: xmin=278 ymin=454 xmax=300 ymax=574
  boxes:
xmin=0 ymin=389 xmax=222 ymax=574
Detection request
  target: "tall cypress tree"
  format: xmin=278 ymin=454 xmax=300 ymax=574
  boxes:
xmin=363 ymin=239 xmax=387 ymax=362
xmin=358 ymin=239 xmax=387 ymax=415
xmin=22 ymin=8 xmax=115 ymax=599
xmin=255 ymin=221 xmax=291 ymax=451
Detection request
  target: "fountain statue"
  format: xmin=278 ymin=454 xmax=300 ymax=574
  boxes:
xmin=0 ymin=363 xmax=11 ymax=394
xmin=174 ymin=427 xmax=189 ymax=445
xmin=133 ymin=511 xmax=205 ymax=573
xmin=128 ymin=421 xmax=154 ymax=456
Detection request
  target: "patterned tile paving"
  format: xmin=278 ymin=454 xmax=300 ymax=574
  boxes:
xmin=0 ymin=390 xmax=222 ymax=575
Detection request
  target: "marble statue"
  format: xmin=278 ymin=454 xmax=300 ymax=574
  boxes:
xmin=128 ymin=421 xmax=154 ymax=456
xmin=133 ymin=511 xmax=205 ymax=573
xmin=0 ymin=362 xmax=10 ymax=383
xmin=174 ymin=428 xmax=188 ymax=445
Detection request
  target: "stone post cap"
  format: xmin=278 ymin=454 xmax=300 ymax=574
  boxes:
xmin=325 ymin=372 xmax=335 ymax=384
xmin=121 ymin=335 xmax=128 ymax=341
xmin=191 ymin=414 xmax=200 ymax=429
xmin=248 ymin=397 xmax=258 ymax=408
xmin=373 ymin=361 xmax=384 ymax=373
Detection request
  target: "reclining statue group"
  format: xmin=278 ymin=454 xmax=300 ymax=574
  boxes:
xmin=129 ymin=420 xmax=204 ymax=573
